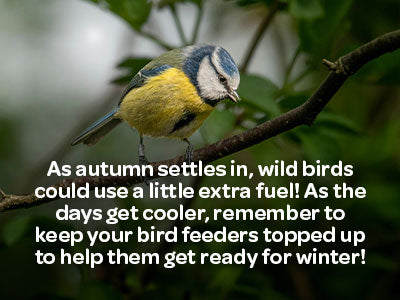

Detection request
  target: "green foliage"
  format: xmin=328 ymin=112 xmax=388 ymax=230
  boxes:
xmin=349 ymin=0 xmax=400 ymax=40
xmin=210 ymin=266 xmax=242 ymax=296
xmin=78 ymin=282 xmax=123 ymax=300
xmin=85 ymin=0 xmax=151 ymax=30
xmin=289 ymin=0 xmax=323 ymax=19
xmin=111 ymin=57 xmax=153 ymax=84
xmin=201 ymin=109 xmax=236 ymax=143
xmin=2 ymin=215 xmax=32 ymax=246
xmin=298 ymin=0 xmax=353 ymax=60
xmin=2 ymin=0 xmax=400 ymax=299
xmin=156 ymin=0 xmax=203 ymax=8
xmin=367 ymin=253 xmax=398 ymax=271
xmin=238 ymin=74 xmax=280 ymax=117
xmin=314 ymin=111 xmax=360 ymax=135
xmin=356 ymin=51 xmax=400 ymax=86
xmin=298 ymin=129 xmax=342 ymax=162
xmin=1 ymin=215 xmax=77 ymax=249
xmin=231 ymin=0 xmax=275 ymax=8
xmin=278 ymin=93 xmax=309 ymax=110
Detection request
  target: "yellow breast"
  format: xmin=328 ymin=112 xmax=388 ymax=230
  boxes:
xmin=116 ymin=68 xmax=214 ymax=139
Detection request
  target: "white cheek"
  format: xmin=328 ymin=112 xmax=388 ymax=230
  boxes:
xmin=230 ymin=75 xmax=240 ymax=90
xmin=197 ymin=57 xmax=225 ymax=100
xmin=212 ymin=48 xmax=240 ymax=91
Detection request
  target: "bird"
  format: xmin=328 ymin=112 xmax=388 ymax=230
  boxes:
xmin=71 ymin=44 xmax=240 ymax=165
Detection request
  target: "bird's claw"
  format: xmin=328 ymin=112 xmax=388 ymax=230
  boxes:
xmin=185 ymin=144 xmax=194 ymax=164
xmin=139 ymin=155 xmax=149 ymax=166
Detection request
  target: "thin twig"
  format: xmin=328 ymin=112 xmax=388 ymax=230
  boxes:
xmin=240 ymin=0 xmax=284 ymax=73
xmin=322 ymin=58 xmax=352 ymax=75
xmin=169 ymin=4 xmax=188 ymax=46
xmin=137 ymin=30 xmax=175 ymax=50
xmin=1 ymin=30 xmax=400 ymax=212
xmin=290 ymin=68 xmax=314 ymax=88
xmin=190 ymin=3 xmax=204 ymax=44
xmin=283 ymin=46 xmax=301 ymax=87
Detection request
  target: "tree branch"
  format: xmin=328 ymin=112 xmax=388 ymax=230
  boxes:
xmin=1 ymin=30 xmax=400 ymax=212
xmin=190 ymin=3 xmax=204 ymax=44
xmin=169 ymin=4 xmax=188 ymax=46
xmin=137 ymin=30 xmax=175 ymax=51
xmin=240 ymin=0 xmax=284 ymax=73
xmin=283 ymin=46 xmax=301 ymax=87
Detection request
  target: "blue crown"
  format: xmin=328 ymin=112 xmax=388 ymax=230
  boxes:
xmin=217 ymin=47 xmax=238 ymax=77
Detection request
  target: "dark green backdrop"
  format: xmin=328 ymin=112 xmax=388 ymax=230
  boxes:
xmin=0 ymin=0 xmax=399 ymax=299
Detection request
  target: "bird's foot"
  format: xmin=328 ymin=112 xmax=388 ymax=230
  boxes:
xmin=139 ymin=154 xmax=149 ymax=166
xmin=185 ymin=144 xmax=194 ymax=165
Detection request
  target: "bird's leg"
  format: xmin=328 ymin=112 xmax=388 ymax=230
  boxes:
xmin=183 ymin=138 xmax=194 ymax=164
xmin=138 ymin=135 xmax=149 ymax=165
xmin=138 ymin=134 xmax=149 ymax=184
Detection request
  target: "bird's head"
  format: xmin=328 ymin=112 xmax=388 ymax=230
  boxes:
xmin=183 ymin=45 xmax=240 ymax=106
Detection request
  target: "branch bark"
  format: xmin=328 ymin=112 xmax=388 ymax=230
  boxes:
xmin=1 ymin=30 xmax=400 ymax=212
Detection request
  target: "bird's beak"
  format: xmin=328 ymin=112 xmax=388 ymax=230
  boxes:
xmin=227 ymin=90 xmax=240 ymax=103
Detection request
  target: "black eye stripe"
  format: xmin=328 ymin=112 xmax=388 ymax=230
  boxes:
xmin=207 ymin=55 xmax=228 ymax=85
xmin=218 ymin=74 xmax=229 ymax=88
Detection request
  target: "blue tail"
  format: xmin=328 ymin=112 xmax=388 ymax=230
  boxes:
xmin=71 ymin=107 xmax=121 ymax=146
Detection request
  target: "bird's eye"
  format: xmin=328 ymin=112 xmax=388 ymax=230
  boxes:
xmin=218 ymin=75 xmax=227 ymax=84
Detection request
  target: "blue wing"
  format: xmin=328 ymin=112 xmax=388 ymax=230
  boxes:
xmin=71 ymin=107 xmax=121 ymax=146
xmin=72 ymin=64 xmax=174 ymax=146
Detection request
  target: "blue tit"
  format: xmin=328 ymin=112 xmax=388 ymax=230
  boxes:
xmin=71 ymin=44 xmax=240 ymax=164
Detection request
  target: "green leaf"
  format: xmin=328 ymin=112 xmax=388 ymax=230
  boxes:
xmin=116 ymin=57 xmax=152 ymax=69
xmin=2 ymin=216 xmax=32 ymax=246
xmin=210 ymin=266 xmax=242 ymax=289
xmin=111 ymin=75 xmax=134 ymax=85
xmin=278 ymin=93 xmax=309 ymax=110
xmin=238 ymin=74 xmax=280 ymax=117
xmin=200 ymin=109 xmax=236 ymax=143
xmin=357 ymin=51 xmax=400 ymax=86
xmin=125 ymin=272 xmax=143 ymax=293
xmin=299 ymin=130 xmax=341 ymax=162
xmin=355 ymin=121 xmax=400 ymax=165
xmin=298 ymin=0 xmax=353 ymax=58
xmin=111 ymin=57 xmax=152 ymax=84
xmin=156 ymin=0 xmax=203 ymax=8
xmin=85 ymin=0 xmax=152 ymax=31
xmin=367 ymin=253 xmax=398 ymax=271
xmin=315 ymin=111 xmax=360 ymax=135
xmin=78 ymin=282 xmax=123 ymax=300
xmin=289 ymin=0 xmax=324 ymax=19
xmin=233 ymin=0 xmax=275 ymax=7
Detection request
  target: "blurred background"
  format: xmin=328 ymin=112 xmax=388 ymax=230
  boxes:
xmin=0 ymin=0 xmax=399 ymax=299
